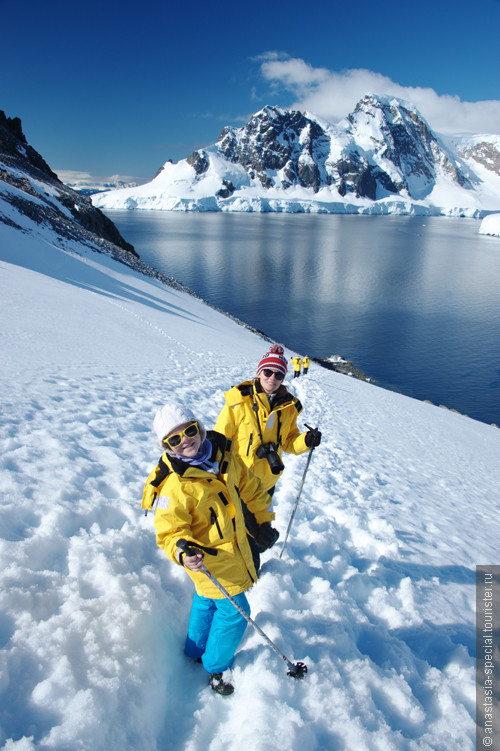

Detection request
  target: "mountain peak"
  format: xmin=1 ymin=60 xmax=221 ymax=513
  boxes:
xmin=343 ymin=94 xmax=474 ymax=198
xmin=92 ymin=97 xmax=500 ymax=216
xmin=354 ymin=93 xmax=419 ymax=115
xmin=0 ymin=110 xmax=59 ymax=180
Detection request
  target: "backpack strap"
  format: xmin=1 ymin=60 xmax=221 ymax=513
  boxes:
xmin=206 ymin=430 xmax=233 ymax=474
xmin=142 ymin=454 xmax=171 ymax=515
xmin=151 ymin=455 xmax=170 ymax=487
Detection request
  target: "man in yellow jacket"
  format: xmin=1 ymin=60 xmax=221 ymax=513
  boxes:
xmin=291 ymin=355 xmax=302 ymax=378
xmin=215 ymin=345 xmax=321 ymax=499
xmin=149 ymin=402 xmax=278 ymax=695
xmin=302 ymin=355 xmax=311 ymax=375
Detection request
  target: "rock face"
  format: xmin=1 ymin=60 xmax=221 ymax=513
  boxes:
xmin=218 ymin=108 xmax=327 ymax=192
xmin=314 ymin=355 xmax=371 ymax=382
xmin=214 ymin=96 xmax=474 ymax=200
xmin=0 ymin=111 xmax=137 ymax=256
xmin=453 ymin=136 xmax=500 ymax=178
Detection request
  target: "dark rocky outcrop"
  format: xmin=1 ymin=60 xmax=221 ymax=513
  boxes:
xmin=314 ymin=355 xmax=371 ymax=382
xmin=0 ymin=110 xmax=137 ymax=257
xmin=187 ymin=150 xmax=209 ymax=175
xmin=216 ymin=180 xmax=235 ymax=199
xmin=218 ymin=108 xmax=330 ymax=192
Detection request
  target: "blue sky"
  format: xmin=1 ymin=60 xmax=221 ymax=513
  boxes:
xmin=2 ymin=0 xmax=500 ymax=183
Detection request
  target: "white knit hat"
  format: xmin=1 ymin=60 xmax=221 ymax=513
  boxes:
xmin=153 ymin=403 xmax=204 ymax=445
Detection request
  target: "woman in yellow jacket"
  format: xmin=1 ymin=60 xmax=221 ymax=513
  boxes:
xmin=151 ymin=402 xmax=278 ymax=695
xmin=215 ymin=345 xmax=321 ymax=498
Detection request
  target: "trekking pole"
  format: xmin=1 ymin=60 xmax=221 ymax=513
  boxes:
xmin=177 ymin=539 xmax=308 ymax=679
xmin=279 ymin=424 xmax=318 ymax=559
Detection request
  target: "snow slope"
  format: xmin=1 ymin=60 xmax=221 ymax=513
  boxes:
xmin=1 ymin=205 xmax=500 ymax=750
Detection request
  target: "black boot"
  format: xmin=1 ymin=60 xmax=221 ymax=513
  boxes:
xmin=209 ymin=672 xmax=234 ymax=695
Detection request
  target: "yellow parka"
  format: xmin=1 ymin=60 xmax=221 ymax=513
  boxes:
xmin=152 ymin=431 xmax=273 ymax=599
xmin=214 ymin=379 xmax=309 ymax=492
xmin=291 ymin=356 xmax=302 ymax=372
xmin=302 ymin=356 xmax=311 ymax=368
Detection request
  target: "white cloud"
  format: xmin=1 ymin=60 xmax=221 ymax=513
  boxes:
xmin=261 ymin=56 xmax=331 ymax=88
xmin=259 ymin=54 xmax=500 ymax=135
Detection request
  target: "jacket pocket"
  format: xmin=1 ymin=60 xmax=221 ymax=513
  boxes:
xmin=209 ymin=507 xmax=224 ymax=539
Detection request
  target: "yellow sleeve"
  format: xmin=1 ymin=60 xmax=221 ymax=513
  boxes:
xmin=232 ymin=452 xmax=275 ymax=525
xmin=154 ymin=481 xmax=197 ymax=566
xmin=214 ymin=399 xmax=237 ymax=440
xmin=281 ymin=407 xmax=309 ymax=456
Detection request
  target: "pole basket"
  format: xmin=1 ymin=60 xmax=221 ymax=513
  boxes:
xmin=287 ymin=661 xmax=308 ymax=679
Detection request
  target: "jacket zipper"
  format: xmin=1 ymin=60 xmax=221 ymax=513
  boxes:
xmin=210 ymin=507 xmax=223 ymax=539
xmin=246 ymin=432 xmax=253 ymax=456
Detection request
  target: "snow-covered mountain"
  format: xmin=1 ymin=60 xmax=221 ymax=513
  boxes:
xmin=92 ymin=95 xmax=500 ymax=216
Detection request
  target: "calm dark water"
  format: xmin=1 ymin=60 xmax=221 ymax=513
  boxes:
xmin=106 ymin=211 xmax=500 ymax=426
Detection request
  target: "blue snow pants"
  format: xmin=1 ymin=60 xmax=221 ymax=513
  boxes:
xmin=184 ymin=590 xmax=250 ymax=674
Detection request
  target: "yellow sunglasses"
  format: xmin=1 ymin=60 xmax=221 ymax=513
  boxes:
xmin=163 ymin=422 xmax=200 ymax=449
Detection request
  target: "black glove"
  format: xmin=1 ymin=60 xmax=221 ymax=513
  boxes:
xmin=254 ymin=522 xmax=279 ymax=552
xmin=242 ymin=506 xmax=260 ymax=538
xmin=305 ymin=428 xmax=322 ymax=448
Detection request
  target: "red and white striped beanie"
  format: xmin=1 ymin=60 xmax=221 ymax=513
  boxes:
xmin=256 ymin=344 xmax=288 ymax=377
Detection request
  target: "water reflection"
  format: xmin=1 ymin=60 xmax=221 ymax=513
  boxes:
xmin=106 ymin=211 xmax=500 ymax=424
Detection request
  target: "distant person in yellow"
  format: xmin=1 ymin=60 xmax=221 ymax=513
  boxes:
xmin=302 ymin=355 xmax=311 ymax=375
xmin=291 ymin=355 xmax=302 ymax=378
xmin=215 ymin=345 xmax=321 ymax=500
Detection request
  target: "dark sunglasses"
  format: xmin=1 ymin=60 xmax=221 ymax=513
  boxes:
xmin=163 ymin=422 xmax=200 ymax=449
xmin=262 ymin=369 xmax=285 ymax=381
